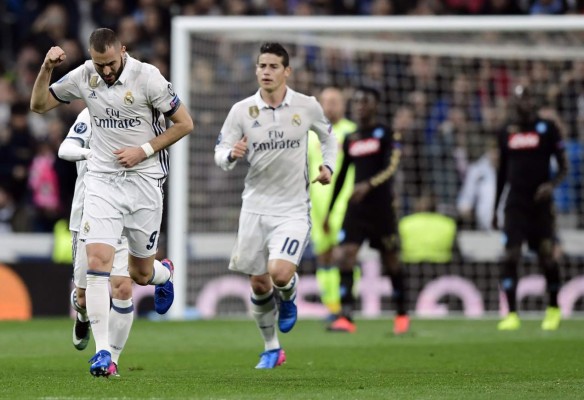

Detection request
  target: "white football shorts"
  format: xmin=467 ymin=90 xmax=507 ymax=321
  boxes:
xmin=80 ymin=172 xmax=163 ymax=258
xmin=72 ymin=231 xmax=130 ymax=289
xmin=228 ymin=210 xmax=311 ymax=276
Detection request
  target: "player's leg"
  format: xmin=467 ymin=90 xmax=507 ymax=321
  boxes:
xmin=315 ymin=247 xmax=342 ymax=317
xmin=497 ymin=204 xmax=524 ymax=331
xmin=267 ymin=215 xmax=311 ymax=334
xmin=226 ymin=211 xmax=284 ymax=368
xmin=498 ymin=245 xmax=522 ymax=330
xmin=250 ymin=273 xmax=286 ymax=369
xmin=71 ymin=231 xmax=91 ymax=350
xmin=85 ymin=242 xmax=116 ymax=373
xmin=380 ymin=247 xmax=409 ymax=335
xmin=327 ymin=242 xmax=359 ymax=333
xmin=124 ymin=176 xmax=173 ymax=314
xmin=81 ymin=173 xmax=124 ymax=376
xmin=374 ymin=210 xmax=409 ymax=335
xmin=108 ymin=237 xmax=134 ymax=376
xmin=534 ymin=204 xmax=562 ymax=330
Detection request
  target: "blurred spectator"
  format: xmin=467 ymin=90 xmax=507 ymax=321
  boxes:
xmin=427 ymin=73 xmax=482 ymax=142
xmin=481 ymin=0 xmax=523 ymax=14
xmin=92 ymin=0 xmax=130 ymax=31
xmin=457 ymin=139 xmax=499 ymax=230
xmin=0 ymin=78 xmax=17 ymax=128
xmin=428 ymin=106 xmax=477 ymax=215
xmin=28 ymin=138 xmax=60 ymax=233
xmin=29 ymin=3 xmax=72 ymax=53
xmin=529 ymin=0 xmax=568 ymax=14
xmin=443 ymin=0 xmax=488 ymax=14
xmin=0 ymin=102 xmax=35 ymax=206
xmin=0 ymin=185 xmax=16 ymax=233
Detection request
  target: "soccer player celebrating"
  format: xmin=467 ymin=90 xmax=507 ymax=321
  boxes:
xmin=493 ymin=84 xmax=568 ymax=331
xmin=325 ymin=87 xmax=409 ymax=335
xmin=308 ymin=87 xmax=357 ymax=318
xmin=214 ymin=42 xmax=337 ymax=369
xmin=60 ymin=108 xmax=140 ymax=377
xmin=30 ymin=28 xmax=194 ymax=376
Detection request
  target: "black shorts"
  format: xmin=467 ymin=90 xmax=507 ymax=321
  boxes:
xmin=504 ymin=197 xmax=555 ymax=251
xmin=339 ymin=204 xmax=398 ymax=252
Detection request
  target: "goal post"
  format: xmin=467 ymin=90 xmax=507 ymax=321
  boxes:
xmin=168 ymin=16 xmax=584 ymax=320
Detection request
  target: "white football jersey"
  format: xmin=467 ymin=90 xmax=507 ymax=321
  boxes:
xmin=64 ymin=108 xmax=91 ymax=232
xmin=215 ymin=88 xmax=337 ymax=217
xmin=49 ymin=54 xmax=180 ymax=179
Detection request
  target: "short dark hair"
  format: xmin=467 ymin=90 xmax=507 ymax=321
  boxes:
xmin=89 ymin=28 xmax=120 ymax=53
xmin=258 ymin=42 xmax=289 ymax=67
xmin=355 ymin=86 xmax=380 ymax=103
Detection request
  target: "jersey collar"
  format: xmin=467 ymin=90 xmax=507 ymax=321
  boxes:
xmin=254 ymin=86 xmax=295 ymax=109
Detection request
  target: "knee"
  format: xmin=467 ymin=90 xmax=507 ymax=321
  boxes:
xmin=250 ymin=275 xmax=273 ymax=294
xmin=111 ymin=278 xmax=133 ymax=299
xmin=130 ymin=269 xmax=149 ymax=286
xmin=271 ymin=272 xmax=294 ymax=288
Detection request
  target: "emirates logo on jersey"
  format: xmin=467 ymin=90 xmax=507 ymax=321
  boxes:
xmin=508 ymin=132 xmax=540 ymax=149
xmin=348 ymin=138 xmax=381 ymax=157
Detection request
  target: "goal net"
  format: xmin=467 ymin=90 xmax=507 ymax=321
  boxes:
xmin=167 ymin=16 xmax=584 ymax=320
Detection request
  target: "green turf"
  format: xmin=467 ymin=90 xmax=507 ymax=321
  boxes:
xmin=0 ymin=318 xmax=583 ymax=399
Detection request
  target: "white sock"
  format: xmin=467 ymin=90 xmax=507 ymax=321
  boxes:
xmin=109 ymin=298 xmax=134 ymax=365
xmin=275 ymin=272 xmax=298 ymax=301
xmin=86 ymin=273 xmax=111 ymax=353
xmin=251 ymin=289 xmax=280 ymax=351
xmin=148 ymin=259 xmax=171 ymax=285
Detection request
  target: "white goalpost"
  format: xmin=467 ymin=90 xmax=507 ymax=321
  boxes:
xmin=168 ymin=16 xmax=584 ymax=320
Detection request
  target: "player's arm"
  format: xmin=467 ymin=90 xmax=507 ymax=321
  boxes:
xmin=30 ymin=46 xmax=66 ymax=113
xmin=147 ymin=103 xmax=194 ymax=152
xmin=493 ymin=130 xmax=507 ymax=228
xmin=214 ymin=105 xmax=245 ymax=171
xmin=115 ymin=104 xmax=194 ymax=168
xmin=368 ymin=131 xmax=402 ymax=189
xmin=58 ymin=108 xmax=92 ymax=161
xmin=535 ymin=122 xmax=569 ymax=201
xmin=327 ymin=138 xmax=351 ymax=213
xmin=310 ymin=99 xmax=337 ymax=184
xmin=58 ymin=139 xmax=91 ymax=162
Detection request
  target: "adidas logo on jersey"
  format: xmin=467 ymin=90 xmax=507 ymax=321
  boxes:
xmin=252 ymin=120 xmax=261 ymax=128
xmin=88 ymin=90 xmax=97 ymax=99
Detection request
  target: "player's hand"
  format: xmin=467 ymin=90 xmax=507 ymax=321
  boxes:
xmin=43 ymin=46 xmax=66 ymax=70
xmin=534 ymin=182 xmax=553 ymax=202
xmin=350 ymin=181 xmax=372 ymax=204
xmin=323 ymin=214 xmax=331 ymax=234
xmin=114 ymin=147 xmax=147 ymax=168
xmin=312 ymin=165 xmax=332 ymax=185
xmin=230 ymin=136 xmax=248 ymax=160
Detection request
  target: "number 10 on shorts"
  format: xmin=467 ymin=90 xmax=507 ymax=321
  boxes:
xmin=280 ymin=237 xmax=299 ymax=256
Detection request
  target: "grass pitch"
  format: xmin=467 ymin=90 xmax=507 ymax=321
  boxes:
xmin=0 ymin=318 xmax=583 ymax=399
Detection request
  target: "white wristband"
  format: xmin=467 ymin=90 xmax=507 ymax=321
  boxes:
xmin=141 ymin=143 xmax=155 ymax=157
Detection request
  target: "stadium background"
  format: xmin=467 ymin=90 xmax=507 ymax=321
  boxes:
xmin=1 ymin=1 xmax=584 ymax=320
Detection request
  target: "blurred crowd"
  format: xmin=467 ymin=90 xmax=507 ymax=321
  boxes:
xmin=1 ymin=0 xmax=584 ymax=234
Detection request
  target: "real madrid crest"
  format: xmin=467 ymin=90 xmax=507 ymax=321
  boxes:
xmin=83 ymin=221 xmax=90 ymax=234
xmin=249 ymin=106 xmax=259 ymax=119
xmin=124 ymin=91 xmax=134 ymax=105
xmin=89 ymin=75 xmax=99 ymax=89
xmin=292 ymin=114 xmax=301 ymax=127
